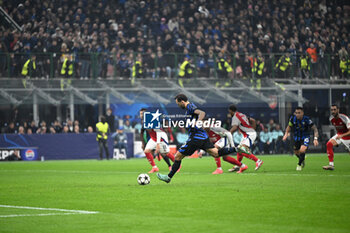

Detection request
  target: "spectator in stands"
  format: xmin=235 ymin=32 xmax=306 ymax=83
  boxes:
xmin=327 ymin=42 xmax=339 ymax=79
xmin=112 ymin=126 xmax=128 ymax=156
xmin=338 ymin=45 xmax=348 ymax=61
xmin=123 ymin=119 xmax=133 ymax=132
xmin=66 ymin=120 xmax=74 ymax=132
xmin=306 ymin=43 xmax=318 ymax=77
xmin=37 ymin=126 xmax=47 ymax=134
xmin=0 ymin=0 xmax=349 ymax=80
xmin=28 ymin=121 xmax=37 ymax=134
xmin=53 ymin=120 xmax=62 ymax=133
xmin=267 ymin=119 xmax=276 ymax=132
xmin=87 ymin=126 xmax=94 ymax=133
xmin=49 ymin=126 xmax=56 ymax=134
xmin=270 ymin=125 xmax=284 ymax=154
xmin=18 ymin=126 xmax=25 ymax=135
xmin=62 ymin=125 xmax=70 ymax=133
xmin=258 ymin=127 xmax=271 ymax=155
xmin=6 ymin=122 xmax=17 ymax=134
xmin=27 ymin=128 xmax=33 ymax=135
xmin=74 ymin=125 xmax=80 ymax=134
xmin=0 ymin=42 xmax=7 ymax=77
xmin=233 ymin=131 xmax=243 ymax=146
xmin=105 ymin=108 xmax=115 ymax=132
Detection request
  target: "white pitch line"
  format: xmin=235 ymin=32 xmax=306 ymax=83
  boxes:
xmin=0 ymin=213 xmax=78 ymax=218
xmin=0 ymin=205 xmax=99 ymax=216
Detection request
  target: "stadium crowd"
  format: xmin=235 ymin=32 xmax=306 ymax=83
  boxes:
xmin=0 ymin=0 xmax=349 ymax=79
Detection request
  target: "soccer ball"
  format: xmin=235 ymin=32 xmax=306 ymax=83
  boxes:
xmin=137 ymin=173 xmax=150 ymax=185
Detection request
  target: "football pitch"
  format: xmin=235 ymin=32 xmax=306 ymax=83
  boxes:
xmin=1 ymin=153 xmax=349 ymax=233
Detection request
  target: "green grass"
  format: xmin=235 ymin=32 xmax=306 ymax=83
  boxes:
xmin=0 ymin=153 xmax=350 ymax=233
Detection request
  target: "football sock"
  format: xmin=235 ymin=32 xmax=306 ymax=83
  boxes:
xmin=223 ymin=156 xmax=242 ymax=166
xmin=326 ymin=141 xmax=334 ymax=163
xmin=298 ymin=153 xmax=305 ymax=166
xmin=218 ymin=147 xmax=236 ymax=156
xmin=168 ymin=160 xmax=181 ymax=178
xmin=145 ymin=152 xmax=156 ymax=167
xmin=163 ymin=155 xmax=171 ymax=167
xmin=215 ymin=157 xmax=221 ymax=168
xmin=166 ymin=152 xmax=175 ymax=162
xmin=237 ymin=153 xmax=243 ymax=162
xmin=241 ymin=152 xmax=258 ymax=162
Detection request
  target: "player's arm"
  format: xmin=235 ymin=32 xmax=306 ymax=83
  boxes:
xmin=194 ymin=109 xmax=206 ymax=124
xmin=283 ymin=125 xmax=291 ymax=141
xmin=249 ymin=117 xmax=256 ymax=129
xmin=311 ymin=125 xmax=319 ymax=146
xmin=336 ymin=129 xmax=350 ymax=139
xmin=225 ymin=131 xmax=235 ymax=148
xmin=229 ymin=125 xmax=238 ymax=134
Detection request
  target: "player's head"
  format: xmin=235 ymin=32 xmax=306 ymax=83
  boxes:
xmin=100 ymin=116 xmax=106 ymax=123
xmin=294 ymin=107 xmax=304 ymax=120
xmin=228 ymin=104 xmax=237 ymax=116
xmin=139 ymin=108 xmax=147 ymax=119
xmin=330 ymin=104 xmax=339 ymax=117
xmin=174 ymin=94 xmax=188 ymax=109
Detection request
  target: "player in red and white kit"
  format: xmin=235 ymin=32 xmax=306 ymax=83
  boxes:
xmin=323 ymin=104 xmax=350 ymax=170
xmin=228 ymin=105 xmax=263 ymax=172
xmin=140 ymin=109 xmax=176 ymax=173
xmin=205 ymin=127 xmax=248 ymax=174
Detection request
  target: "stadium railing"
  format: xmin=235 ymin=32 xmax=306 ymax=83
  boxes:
xmin=0 ymin=52 xmax=345 ymax=80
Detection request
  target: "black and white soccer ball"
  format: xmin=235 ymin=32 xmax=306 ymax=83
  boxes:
xmin=137 ymin=173 xmax=150 ymax=185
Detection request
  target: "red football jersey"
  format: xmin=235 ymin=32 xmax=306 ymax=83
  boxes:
xmin=231 ymin=112 xmax=254 ymax=137
xmin=208 ymin=130 xmax=221 ymax=143
xmin=330 ymin=113 xmax=350 ymax=140
xmin=146 ymin=128 xmax=165 ymax=141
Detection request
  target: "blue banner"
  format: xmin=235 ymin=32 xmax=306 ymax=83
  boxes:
xmin=0 ymin=133 xmax=134 ymax=160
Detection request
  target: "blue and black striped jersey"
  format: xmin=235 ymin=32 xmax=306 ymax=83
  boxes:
xmin=288 ymin=115 xmax=314 ymax=141
xmin=185 ymin=103 xmax=208 ymax=140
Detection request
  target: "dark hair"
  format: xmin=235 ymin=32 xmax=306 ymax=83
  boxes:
xmin=229 ymin=104 xmax=237 ymax=112
xmin=100 ymin=116 xmax=106 ymax=122
xmin=295 ymin=106 xmax=304 ymax=111
xmin=174 ymin=94 xmax=188 ymax=102
xmin=140 ymin=108 xmax=147 ymax=112
xmin=331 ymin=104 xmax=339 ymax=109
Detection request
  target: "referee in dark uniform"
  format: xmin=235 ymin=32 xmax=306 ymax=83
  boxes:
xmin=283 ymin=107 xmax=319 ymax=171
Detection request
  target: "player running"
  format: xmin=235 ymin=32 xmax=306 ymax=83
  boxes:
xmin=140 ymin=108 xmax=176 ymax=173
xmin=227 ymin=105 xmax=264 ymax=172
xmin=283 ymin=107 xmax=319 ymax=171
xmin=323 ymin=104 xmax=350 ymax=170
xmin=157 ymin=94 xmax=246 ymax=183
xmin=204 ymin=126 xmax=247 ymax=174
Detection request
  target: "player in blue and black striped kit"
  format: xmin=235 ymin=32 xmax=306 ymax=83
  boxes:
xmin=283 ymin=107 xmax=319 ymax=171
xmin=157 ymin=94 xmax=244 ymax=183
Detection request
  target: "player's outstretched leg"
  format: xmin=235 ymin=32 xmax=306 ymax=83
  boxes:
xmin=157 ymin=153 xmax=184 ymax=183
xmin=145 ymin=152 xmax=159 ymax=173
xmin=212 ymin=157 xmax=223 ymax=174
xmin=228 ymin=153 xmax=244 ymax=172
xmin=323 ymin=140 xmax=335 ymax=170
xmin=240 ymin=151 xmax=263 ymax=171
xmin=223 ymin=155 xmax=248 ymax=173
